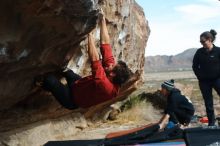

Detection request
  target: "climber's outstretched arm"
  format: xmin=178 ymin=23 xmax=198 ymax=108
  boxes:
xmin=100 ymin=9 xmax=110 ymax=44
xmin=88 ymin=33 xmax=99 ymax=62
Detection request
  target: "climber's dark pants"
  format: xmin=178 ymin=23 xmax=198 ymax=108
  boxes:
xmin=43 ymin=70 xmax=81 ymax=110
xmin=199 ymin=78 xmax=220 ymax=126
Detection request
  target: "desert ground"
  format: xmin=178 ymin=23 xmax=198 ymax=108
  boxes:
xmin=42 ymin=71 xmax=220 ymax=142
xmin=59 ymin=71 xmax=219 ymax=139
xmin=143 ymin=70 xmax=220 ymax=116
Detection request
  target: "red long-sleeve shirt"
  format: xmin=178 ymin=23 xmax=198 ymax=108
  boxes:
xmin=71 ymin=44 xmax=119 ymax=108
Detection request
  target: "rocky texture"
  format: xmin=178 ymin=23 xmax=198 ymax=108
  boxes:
xmin=145 ymin=48 xmax=197 ymax=72
xmin=0 ymin=0 xmax=149 ymax=145
xmin=0 ymin=0 xmax=98 ymax=111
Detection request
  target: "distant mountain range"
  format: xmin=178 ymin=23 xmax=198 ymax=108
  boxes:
xmin=144 ymin=48 xmax=197 ymax=72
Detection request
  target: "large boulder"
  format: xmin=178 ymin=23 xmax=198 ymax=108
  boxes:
xmin=0 ymin=0 xmax=150 ymax=145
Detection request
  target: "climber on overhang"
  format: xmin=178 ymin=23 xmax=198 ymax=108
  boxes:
xmin=34 ymin=9 xmax=132 ymax=109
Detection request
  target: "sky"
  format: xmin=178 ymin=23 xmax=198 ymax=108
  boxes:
xmin=136 ymin=0 xmax=220 ymax=56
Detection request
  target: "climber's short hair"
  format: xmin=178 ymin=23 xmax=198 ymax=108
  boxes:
xmin=112 ymin=60 xmax=132 ymax=86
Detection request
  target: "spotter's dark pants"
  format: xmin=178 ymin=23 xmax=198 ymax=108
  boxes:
xmin=199 ymin=78 xmax=220 ymax=126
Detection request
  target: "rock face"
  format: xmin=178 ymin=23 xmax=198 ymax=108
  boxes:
xmin=0 ymin=0 xmax=98 ymax=111
xmin=0 ymin=0 xmax=149 ymax=145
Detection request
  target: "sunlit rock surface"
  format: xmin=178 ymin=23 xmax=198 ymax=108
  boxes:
xmin=0 ymin=0 xmax=149 ymax=145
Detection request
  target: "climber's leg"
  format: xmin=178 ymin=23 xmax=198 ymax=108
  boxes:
xmin=63 ymin=69 xmax=81 ymax=88
xmin=43 ymin=74 xmax=78 ymax=109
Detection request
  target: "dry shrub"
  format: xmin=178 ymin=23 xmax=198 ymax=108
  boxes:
xmin=115 ymin=102 xmax=162 ymax=124
xmin=139 ymin=91 xmax=167 ymax=110
xmin=175 ymin=83 xmax=193 ymax=98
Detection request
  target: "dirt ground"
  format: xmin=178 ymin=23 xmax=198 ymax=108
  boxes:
xmin=61 ymin=70 xmax=220 ymax=140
